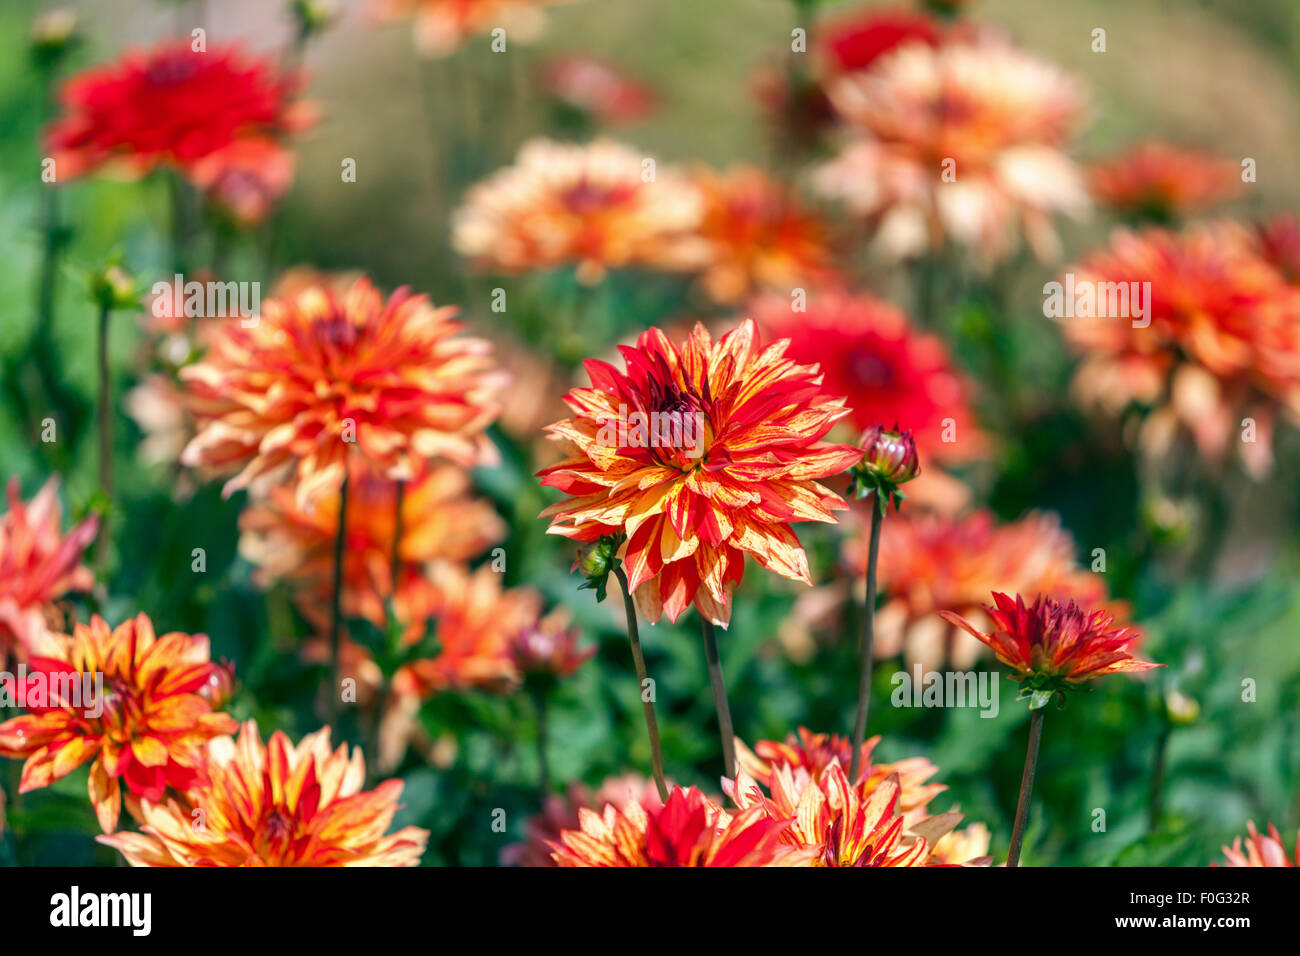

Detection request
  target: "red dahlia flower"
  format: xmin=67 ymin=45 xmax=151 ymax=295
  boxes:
xmin=537 ymin=319 xmax=862 ymax=626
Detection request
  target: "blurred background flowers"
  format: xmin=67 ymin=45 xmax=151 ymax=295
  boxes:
xmin=1 ymin=0 xmax=1299 ymax=866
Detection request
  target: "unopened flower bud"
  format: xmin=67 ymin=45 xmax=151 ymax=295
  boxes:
xmin=850 ymin=424 xmax=920 ymax=511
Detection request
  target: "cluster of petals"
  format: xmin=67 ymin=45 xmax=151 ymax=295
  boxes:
xmin=537 ymin=319 xmax=862 ymax=626
xmin=1216 ymin=821 xmax=1298 ymax=867
xmin=814 ymin=33 xmax=1089 ymax=264
xmin=181 ymin=276 xmax=504 ymax=505
xmin=1087 ymin=141 xmax=1241 ymax=221
xmin=0 ymin=614 xmax=236 ymax=833
xmin=99 ymin=721 xmax=428 ymax=866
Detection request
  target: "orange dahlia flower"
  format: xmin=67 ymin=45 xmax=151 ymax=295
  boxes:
xmin=690 ymin=166 xmax=835 ymax=304
xmin=371 ymin=0 xmax=574 ymax=58
xmin=452 ymin=138 xmax=709 ymax=284
xmin=539 ymin=55 xmax=657 ymax=126
xmin=181 ymin=276 xmax=504 ymax=504
xmin=847 ymin=509 xmax=1111 ymax=670
xmin=735 ymin=727 xmax=946 ymax=826
xmin=0 ymin=613 xmax=237 ymax=832
xmin=45 ymin=42 xmax=310 ymax=181
xmin=0 ymin=477 xmax=98 ymax=667
xmin=98 ymin=721 xmax=428 ymax=866
xmin=940 ymin=592 xmax=1160 ymax=704
xmin=1088 ymin=141 xmax=1240 ymax=221
xmin=815 ymin=37 xmax=1089 ymax=263
xmin=239 ymin=457 xmax=504 ymax=636
xmin=1060 ymin=222 xmax=1300 ymax=476
xmin=537 ymin=319 xmax=863 ymax=626
xmin=1216 ymin=821 xmax=1298 ymax=867
xmin=549 ymin=784 xmax=815 ymax=866
xmin=728 ymin=762 xmax=941 ymax=866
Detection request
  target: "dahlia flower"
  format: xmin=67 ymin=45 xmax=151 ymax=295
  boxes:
xmin=0 ymin=614 xmax=237 ymax=832
xmin=98 ymin=721 xmax=428 ymax=866
xmin=181 ymin=276 xmax=504 ymax=505
xmin=188 ymin=136 xmax=297 ymax=229
xmin=728 ymin=762 xmax=942 ymax=866
xmin=940 ymin=591 xmax=1159 ymax=706
xmin=690 ymin=166 xmax=835 ymax=304
xmin=819 ymin=5 xmax=944 ymax=74
xmin=509 ymin=615 xmax=594 ymax=679
xmin=502 ymin=773 xmax=668 ymax=866
xmin=537 ymin=319 xmax=862 ymax=626
xmin=452 ymin=138 xmax=709 ymax=284
xmin=1257 ymin=213 xmax=1300 ymax=283
xmin=239 ymin=457 xmax=504 ymax=636
xmin=45 ymin=42 xmax=309 ymax=181
xmin=845 ymin=509 xmax=1111 ymax=670
xmin=549 ymin=784 xmax=815 ymax=866
xmin=0 ymin=477 xmax=98 ymax=668
xmin=815 ymin=36 xmax=1089 ymax=263
xmin=371 ymin=0 xmax=574 ymax=58
xmin=1217 ymin=821 xmax=1298 ymax=867
xmin=1088 ymin=141 xmax=1240 ymax=221
xmin=1060 ymin=222 xmax=1300 ymax=477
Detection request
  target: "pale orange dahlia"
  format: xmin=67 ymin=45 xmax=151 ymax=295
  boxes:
xmin=452 ymin=138 xmax=709 ymax=284
xmin=537 ymin=319 xmax=863 ymax=626
xmin=815 ymin=36 xmax=1089 ymax=263
xmin=846 ymin=509 xmax=1111 ymax=670
xmin=371 ymin=0 xmax=574 ymax=58
xmin=1216 ymin=821 xmax=1298 ymax=867
xmin=0 ymin=614 xmax=237 ymax=832
xmin=549 ymin=784 xmax=815 ymax=866
xmin=180 ymin=276 xmax=504 ymax=504
xmin=239 ymin=457 xmax=504 ymax=636
xmin=1061 ymin=222 xmax=1300 ymax=477
xmin=690 ymin=165 xmax=836 ymax=304
xmin=98 ymin=721 xmax=428 ymax=866
xmin=1088 ymin=141 xmax=1240 ymax=221
xmin=727 ymin=762 xmax=946 ymax=866
xmin=0 ymin=477 xmax=98 ymax=667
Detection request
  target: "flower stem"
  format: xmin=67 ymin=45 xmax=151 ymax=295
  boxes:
xmin=327 ymin=469 xmax=351 ymax=727
xmin=1148 ymin=723 xmax=1172 ymax=833
xmin=390 ymin=479 xmax=405 ymax=595
xmin=699 ymin=615 xmax=737 ymax=782
xmin=1008 ymin=707 xmax=1045 ymax=867
xmin=95 ymin=303 xmax=112 ymax=571
xmin=613 ymin=567 xmax=669 ymax=803
xmin=849 ymin=501 xmax=883 ymax=781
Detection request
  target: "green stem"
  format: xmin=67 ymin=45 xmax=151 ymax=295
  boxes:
xmin=95 ymin=303 xmax=112 ymax=571
xmin=613 ymin=567 xmax=669 ymax=803
xmin=1008 ymin=707 xmax=1045 ymax=867
xmin=1148 ymin=723 xmax=1172 ymax=833
xmin=849 ymin=501 xmax=883 ymax=781
xmin=532 ymin=686 xmax=550 ymax=798
xmin=699 ymin=616 xmax=736 ymax=782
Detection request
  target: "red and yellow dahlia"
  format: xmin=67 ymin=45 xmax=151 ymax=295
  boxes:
xmin=98 ymin=721 xmax=428 ymax=866
xmin=0 ymin=613 xmax=237 ymax=832
xmin=940 ymin=592 xmax=1159 ymax=701
xmin=690 ymin=166 xmax=835 ymax=305
xmin=45 ymin=41 xmax=310 ymax=181
xmin=181 ymin=276 xmax=504 ymax=504
xmin=537 ymin=319 xmax=863 ymax=626
xmin=239 ymin=457 xmax=504 ymax=636
xmin=1088 ymin=141 xmax=1240 ymax=221
xmin=0 ymin=477 xmax=98 ymax=668
xmin=452 ymin=138 xmax=709 ymax=284
xmin=502 ymin=773 xmax=668 ymax=866
xmin=549 ymin=784 xmax=815 ymax=866
xmin=1216 ymin=821 xmax=1298 ymax=867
